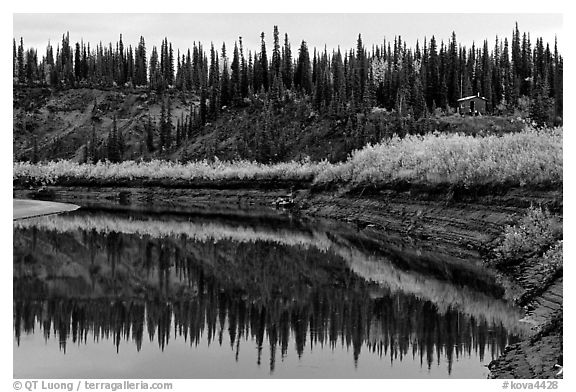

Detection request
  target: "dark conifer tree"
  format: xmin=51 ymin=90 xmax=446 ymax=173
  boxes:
xmin=13 ymin=38 xmax=17 ymax=78
xmin=17 ymin=38 xmax=25 ymax=84
xmin=271 ymin=26 xmax=281 ymax=79
xmin=168 ymin=42 xmax=174 ymax=85
xmin=231 ymin=42 xmax=241 ymax=101
xmin=24 ymin=48 xmax=38 ymax=86
xmin=253 ymin=52 xmax=263 ymax=93
xmin=149 ymin=46 xmax=161 ymax=91
xmin=126 ymin=45 xmax=134 ymax=84
xmin=260 ymin=32 xmax=269 ymax=91
xmin=426 ymin=36 xmax=440 ymax=110
xmin=481 ymin=40 xmax=493 ymax=112
xmin=447 ymin=32 xmax=460 ymax=106
xmin=220 ymin=43 xmax=231 ymax=107
xmin=118 ymin=34 xmax=126 ymax=85
xmin=81 ymin=41 xmax=88 ymax=80
xmin=281 ymin=33 xmax=293 ymax=89
xmin=520 ymin=32 xmax=532 ymax=96
xmin=500 ymin=37 xmax=512 ymax=107
xmin=135 ymin=36 xmax=147 ymax=86
xmin=355 ymin=34 xmax=368 ymax=105
xmin=208 ymin=43 xmax=220 ymax=118
xmin=239 ymin=37 xmax=249 ymax=98
xmin=74 ymin=42 xmax=82 ymax=82
xmin=295 ymin=41 xmax=312 ymax=94
xmin=553 ymin=37 xmax=563 ymax=121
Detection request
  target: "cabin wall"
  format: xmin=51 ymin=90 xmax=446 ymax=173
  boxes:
xmin=458 ymin=97 xmax=487 ymax=115
xmin=475 ymin=98 xmax=486 ymax=114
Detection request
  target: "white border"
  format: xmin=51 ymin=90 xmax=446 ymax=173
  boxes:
xmin=3 ymin=2 xmax=572 ymax=392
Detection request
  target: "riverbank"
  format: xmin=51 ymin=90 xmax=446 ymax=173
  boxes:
xmin=12 ymin=183 xmax=562 ymax=378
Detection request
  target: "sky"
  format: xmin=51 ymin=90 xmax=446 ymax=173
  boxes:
xmin=13 ymin=13 xmax=563 ymax=58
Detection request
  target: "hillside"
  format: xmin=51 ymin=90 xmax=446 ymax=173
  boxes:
xmin=13 ymin=86 xmax=527 ymax=164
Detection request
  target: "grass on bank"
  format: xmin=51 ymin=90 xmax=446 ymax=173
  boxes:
xmin=13 ymin=127 xmax=562 ymax=189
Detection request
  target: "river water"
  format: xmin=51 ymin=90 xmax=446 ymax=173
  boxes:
xmin=13 ymin=208 xmax=526 ymax=378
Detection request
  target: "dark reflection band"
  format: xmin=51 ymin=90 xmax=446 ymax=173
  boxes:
xmin=14 ymin=211 xmax=524 ymax=374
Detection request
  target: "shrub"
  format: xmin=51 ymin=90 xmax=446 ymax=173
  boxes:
xmin=542 ymin=241 xmax=563 ymax=270
xmin=495 ymin=206 xmax=562 ymax=261
xmin=314 ymin=127 xmax=562 ymax=188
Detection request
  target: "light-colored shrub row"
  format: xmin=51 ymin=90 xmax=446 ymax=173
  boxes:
xmin=314 ymin=127 xmax=562 ymax=187
xmin=14 ymin=127 xmax=562 ymax=188
xmin=13 ymin=158 xmax=330 ymax=185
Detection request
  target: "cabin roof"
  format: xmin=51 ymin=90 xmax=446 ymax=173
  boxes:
xmin=457 ymin=95 xmax=487 ymax=102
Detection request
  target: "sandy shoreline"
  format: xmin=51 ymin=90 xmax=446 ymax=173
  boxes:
xmin=13 ymin=199 xmax=80 ymax=220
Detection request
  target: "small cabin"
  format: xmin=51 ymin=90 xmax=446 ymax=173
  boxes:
xmin=457 ymin=94 xmax=487 ymax=115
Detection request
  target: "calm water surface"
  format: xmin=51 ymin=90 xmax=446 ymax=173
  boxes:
xmin=13 ymin=208 xmax=525 ymax=378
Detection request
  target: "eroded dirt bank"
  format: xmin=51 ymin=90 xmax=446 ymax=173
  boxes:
xmin=13 ymin=184 xmax=562 ymax=378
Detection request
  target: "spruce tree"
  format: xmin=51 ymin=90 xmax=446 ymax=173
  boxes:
xmin=220 ymin=43 xmax=231 ymax=107
xmin=260 ymin=32 xmax=269 ymax=91
xmin=13 ymin=38 xmax=16 ymax=78
xmin=282 ymin=33 xmax=293 ymax=89
xmin=239 ymin=37 xmax=249 ymax=97
xmin=17 ymin=38 xmax=25 ymax=84
xmin=355 ymin=34 xmax=368 ymax=105
xmin=149 ymin=46 xmax=161 ymax=91
xmin=271 ymin=26 xmax=281 ymax=79
xmin=426 ymin=36 xmax=440 ymax=110
xmin=168 ymin=42 xmax=174 ymax=86
xmin=498 ymin=38 xmax=510 ymax=108
xmin=231 ymin=42 xmax=241 ymax=100
xmin=447 ymin=32 xmax=460 ymax=106
xmin=74 ymin=42 xmax=82 ymax=82
xmin=135 ymin=36 xmax=147 ymax=86
xmin=295 ymin=41 xmax=312 ymax=94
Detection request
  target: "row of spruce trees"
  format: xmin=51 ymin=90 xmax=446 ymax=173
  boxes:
xmin=14 ymin=23 xmax=562 ymax=123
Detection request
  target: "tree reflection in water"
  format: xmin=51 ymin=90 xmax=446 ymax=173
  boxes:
xmin=14 ymin=210 xmax=522 ymax=376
